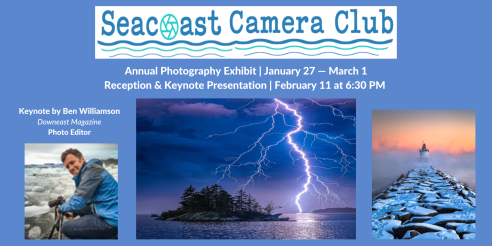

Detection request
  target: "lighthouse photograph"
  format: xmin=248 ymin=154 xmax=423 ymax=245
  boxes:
xmin=371 ymin=110 xmax=475 ymax=239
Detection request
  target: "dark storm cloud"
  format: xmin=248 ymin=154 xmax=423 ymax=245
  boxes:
xmin=137 ymin=99 xmax=356 ymax=214
xmin=311 ymin=98 xmax=356 ymax=109
xmin=243 ymin=102 xmax=277 ymax=116
xmin=168 ymin=102 xmax=237 ymax=117
xmin=137 ymin=99 xmax=238 ymax=119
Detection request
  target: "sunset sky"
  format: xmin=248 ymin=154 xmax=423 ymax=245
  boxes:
xmin=372 ymin=110 xmax=475 ymax=154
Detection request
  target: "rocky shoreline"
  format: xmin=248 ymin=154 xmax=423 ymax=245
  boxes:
xmin=372 ymin=167 xmax=475 ymax=239
xmin=156 ymin=212 xmax=289 ymax=222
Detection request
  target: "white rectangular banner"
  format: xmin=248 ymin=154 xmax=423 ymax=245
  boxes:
xmin=95 ymin=6 xmax=397 ymax=59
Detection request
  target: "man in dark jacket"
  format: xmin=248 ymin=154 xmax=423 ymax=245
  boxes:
xmin=57 ymin=148 xmax=118 ymax=239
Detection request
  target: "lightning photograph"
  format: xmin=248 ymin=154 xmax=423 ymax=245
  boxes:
xmin=136 ymin=98 xmax=356 ymax=239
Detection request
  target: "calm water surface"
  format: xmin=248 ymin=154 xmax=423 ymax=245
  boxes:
xmin=137 ymin=213 xmax=355 ymax=239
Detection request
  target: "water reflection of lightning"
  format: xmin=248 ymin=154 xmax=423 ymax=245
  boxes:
xmin=208 ymin=98 xmax=356 ymax=213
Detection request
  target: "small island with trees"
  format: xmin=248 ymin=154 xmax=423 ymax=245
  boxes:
xmin=155 ymin=184 xmax=288 ymax=222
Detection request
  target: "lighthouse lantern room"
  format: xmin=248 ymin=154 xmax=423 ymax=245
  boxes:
xmin=419 ymin=141 xmax=430 ymax=162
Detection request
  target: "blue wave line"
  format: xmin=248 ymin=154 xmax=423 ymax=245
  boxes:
xmin=98 ymin=39 xmax=393 ymax=46
xmin=244 ymin=51 xmax=379 ymax=57
xmin=109 ymin=53 xmax=224 ymax=58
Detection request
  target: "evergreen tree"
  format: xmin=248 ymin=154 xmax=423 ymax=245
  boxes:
xmin=190 ymin=192 xmax=205 ymax=212
xmin=179 ymin=185 xmax=196 ymax=210
xmin=234 ymin=190 xmax=248 ymax=215
xmin=165 ymin=184 xmax=280 ymax=218
xmin=199 ymin=186 xmax=213 ymax=211
xmin=210 ymin=184 xmax=222 ymax=210
xmin=217 ymin=189 xmax=233 ymax=214
xmin=245 ymin=193 xmax=259 ymax=215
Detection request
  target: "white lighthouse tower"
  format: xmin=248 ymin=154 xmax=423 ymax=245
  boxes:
xmin=419 ymin=141 xmax=430 ymax=162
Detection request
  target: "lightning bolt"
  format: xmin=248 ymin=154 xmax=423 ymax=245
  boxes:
xmin=208 ymin=98 xmax=356 ymax=213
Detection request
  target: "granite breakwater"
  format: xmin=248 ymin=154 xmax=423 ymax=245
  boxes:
xmin=372 ymin=167 xmax=475 ymax=239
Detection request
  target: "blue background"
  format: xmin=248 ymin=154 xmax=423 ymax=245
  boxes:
xmin=1 ymin=0 xmax=491 ymax=245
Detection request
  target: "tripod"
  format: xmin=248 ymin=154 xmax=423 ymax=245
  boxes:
xmin=48 ymin=205 xmax=64 ymax=239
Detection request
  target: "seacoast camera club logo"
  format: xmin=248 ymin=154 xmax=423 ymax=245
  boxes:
xmin=96 ymin=7 xmax=397 ymax=59
xmin=160 ymin=14 xmax=179 ymax=40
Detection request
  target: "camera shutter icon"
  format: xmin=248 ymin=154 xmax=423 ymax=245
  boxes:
xmin=160 ymin=14 xmax=179 ymax=40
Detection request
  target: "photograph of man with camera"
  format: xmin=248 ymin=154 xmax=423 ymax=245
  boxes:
xmin=25 ymin=144 xmax=118 ymax=239
xmin=56 ymin=148 xmax=118 ymax=239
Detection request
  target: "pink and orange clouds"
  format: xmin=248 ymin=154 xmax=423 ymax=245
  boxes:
xmin=373 ymin=110 xmax=475 ymax=154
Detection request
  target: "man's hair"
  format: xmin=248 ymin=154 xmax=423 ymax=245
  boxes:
xmin=61 ymin=148 xmax=83 ymax=163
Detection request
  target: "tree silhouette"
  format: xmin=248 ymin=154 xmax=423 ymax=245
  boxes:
xmin=179 ymin=185 xmax=196 ymax=209
xmin=263 ymin=200 xmax=282 ymax=215
xmin=234 ymin=189 xmax=248 ymax=215
xmin=161 ymin=184 xmax=278 ymax=219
